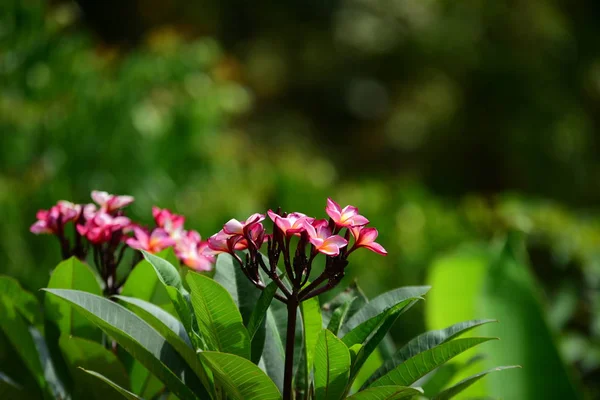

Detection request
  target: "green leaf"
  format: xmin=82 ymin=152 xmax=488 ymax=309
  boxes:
xmin=113 ymin=295 xmax=213 ymax=396
xmin=142 ymin=250 xmax=185 ymax=292
xmin=340 ymin=286 xmax=430 ymax=337
xmin=326 ymin=298 xmax=355 ymax=336
xmin=199 ymin=351 xmax=282 ymax=400
xmin=369 ymin=337 xmax=497 ymax=388
xmin=187 ymin=272 xmax=251 ymax=359
xmin=260 ymin=302 xmax=286 ymax=392
xmin=59 ymin=335 xmax=130 ymax=400
xmin=247 ymin=281 xmax=278 ymax=341
xmin=114 ymin=295 xmax=192 ymax=349
xmin=346 ymin=386 xmax=423 ymax=400
xmin=348 ymin=303 xmax=416 ymax=390
xmin=43 ymin=288 xmax=201 ymax=400
xmin=432 ymin=366 xmax=521 ymax=399
xmin=298 ymin=295 xmax=322 ymax=397
xmin=363 ymin=319 xmax=496 ymax=388
xmin=45 ymin=257 xmax=103 ymax=341
xmin=342 ymin=295 xmax=424 ymax=349
xmin=214 ymin=253 xmax=270 ymax=365
xmin=121 ymin=248 xmax=179 ymax=312
xmin=81 ymin=369 xmax=144 ymax=400
xmin=314 ymin=329 xmax=351 ymax=400
xmin=322 ymin=283 xmax=368 ymax=327
xmin=29 ymin=326 xmax=69 ymax=400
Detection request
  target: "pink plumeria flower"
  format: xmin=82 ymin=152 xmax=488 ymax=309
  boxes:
xmin=176 ymin=237 xmax=215 ymax=272
xmin=303 ymin=219 xmax=348 ymax=256
xmin=126 ymin=227 xmax=175 ymax=253
xmin=30 ymin=202 xmax=81 ymax=235
xmin=30 ymin=207 xmax=61 ymax=234
xmin=91 ymin=190 xmax=134 ymax=213
xmin=57 ymin=201 xmax=82 ymax=220
xmin=152 ymin=207 xmax=185 ymax=236
xmin=207 ymin=230 xmax=248 ymax=254
xmin=77 ymin=211 xmax=131 ymax=244
xmin=267 ymin=210 xmax=314 ymax=236
xmin=223 ymin=213 xmax=265 ymax=235
xmin=350 ymin=226 xmax=387 ymax=255
xmin=325 ymin=198 xmax=369 ymax=228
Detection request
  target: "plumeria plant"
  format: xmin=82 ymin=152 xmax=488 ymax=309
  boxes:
xmin=0 ymin=192 xmax=518 ymax=400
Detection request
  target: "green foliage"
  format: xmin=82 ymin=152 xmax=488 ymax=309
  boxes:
xmin=0 ymin=250 xmax=525 ymax=399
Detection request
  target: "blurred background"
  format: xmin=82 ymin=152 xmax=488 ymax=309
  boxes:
xmin=1 ymin=0 xmax=599 ymax=398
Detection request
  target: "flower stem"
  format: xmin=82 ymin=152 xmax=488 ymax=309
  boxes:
xmin=283 ymin=297 xmax=298 ymax=400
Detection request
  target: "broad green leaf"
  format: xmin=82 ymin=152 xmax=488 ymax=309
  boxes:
xmin=0 ymin=276 xmax=42 ymax=327
xmin=0 ymin=295 xmax=45 ymax=392
xmin=346 ymin=386 xmax=422 ymax=400
xmin=114 ymin=295 xmax=192 ymax=349
xmin=43 ymin=289 xmax=201 ymax=400
xmin=314 ymin=329 xmax=351 ymax=400
xmin=432 ymin=366 xmax=521 ymax=399
xmin=142 ymin=250 xmax=185 ymax=292
xmin=199 ymin=351 xmax=282 ymax=400
xmin=114 ymin=295 xmax=213 ymax=395
xmin=187 ymin=272 xmax=251 ymax=359
xmin=363 ymin=319 xmax=496 ymax=388
xmin=247 ymin=281 xmax=278 ymax=341
xmin=340 ymin=286 xmax=430 ymax=337
xmin=45 ymin=257 xmax=103 ymax=341
xmin=59 ymin=335 xmax=130 ymax=400
xmin=214 ymin=254 xmax=274 ymax=364
xmin=369 ymin=337 xmax=497 ymax=388
xmin=81 ymin=369 xmax=143 ymax=400
xmin=121 ymin=248 xmax=178 ymax=312
xmin=326 ymin=298 xmax=355 ymax=336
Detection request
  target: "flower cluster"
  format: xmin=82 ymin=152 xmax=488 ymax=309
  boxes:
xmin=207 ymin=198 xmax=386 ymax=303
xmin=31 ymin=191 xmax=215 ymax=294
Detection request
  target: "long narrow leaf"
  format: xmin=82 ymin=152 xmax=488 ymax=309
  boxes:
xmin=369 ymin=337 xmax=497 ymax=388
xmin=340 ymin=287 xmax=430 ymax=337
xmin=81 ymin=369 xmax=144 ymax=400
xmin=326 ymin=298 xmax=355 ymax=336
xmin=314 ymin=329 xmax=351 ymax=400
xmin=432 ymin=366 xmax=521 ymax=399
xmin=346 ymin=386 xmax=422 ymax=400
xmin=199 ymin=351 xmax=282 ymax=400
xmin=43 ymin=289 xmax=201 ymax=400
xmin=364 ymin=319 xmax=496 ymax=388
xmin=247 ymin=281 xmax=278 ymax=341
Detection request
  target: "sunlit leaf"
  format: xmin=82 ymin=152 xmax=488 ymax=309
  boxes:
xmin=199 ymin=351 xmax=282 ymax=400
xmin=187 ymin=272 xmax=251 ymax=359
xmin=314 ymin=329 xmax=350 ymax=400
xmin=369 ymin=337 xmax=497 ymax=388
